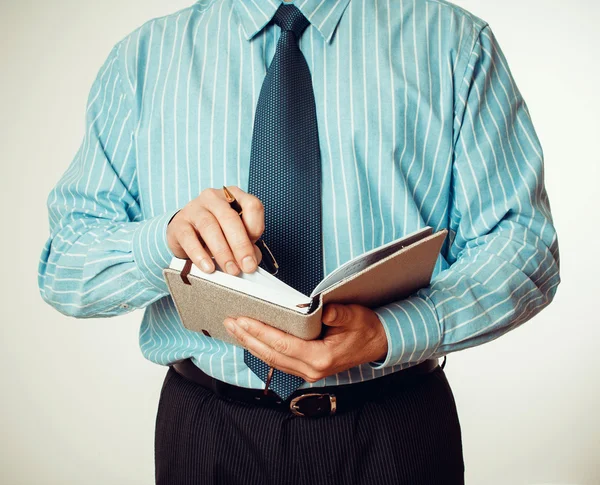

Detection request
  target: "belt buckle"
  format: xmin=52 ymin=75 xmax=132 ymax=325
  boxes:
xmin=289 ymin=393 xmax=337 ymax=418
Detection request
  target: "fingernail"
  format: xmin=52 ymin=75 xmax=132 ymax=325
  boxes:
xmin=225 ymin=261 xmax=239 ymax=275
xmin=224 ymin=319 xmax=235 ymax=331
xmin=241 ymin=255 xmax=257 ymax=273
xmin=200 ymin=259 xmax=213 ymax=273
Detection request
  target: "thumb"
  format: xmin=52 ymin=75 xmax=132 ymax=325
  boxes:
xmin=322 ymin=303 xmax=353 ymax=327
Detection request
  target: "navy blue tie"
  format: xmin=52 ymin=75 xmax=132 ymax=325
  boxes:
xmin=245 ymin=3 xmax=324 ymax=400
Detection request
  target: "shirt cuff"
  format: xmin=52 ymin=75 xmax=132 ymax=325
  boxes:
xmin=369 ymin=293 xmax=441 ymax=370
xmin=132 ymin=211 xmax=178 ymax=292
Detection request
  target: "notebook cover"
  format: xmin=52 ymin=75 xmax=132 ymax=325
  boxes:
xmin=163 ymin=229 xmax=447 ymax=347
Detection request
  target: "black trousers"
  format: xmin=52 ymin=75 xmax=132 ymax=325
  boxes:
xmin=155 ymin=366 xmax=464 ymax=485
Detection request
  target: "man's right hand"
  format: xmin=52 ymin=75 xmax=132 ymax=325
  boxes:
xmin=167 ymin=186 xmax=264 ymax=275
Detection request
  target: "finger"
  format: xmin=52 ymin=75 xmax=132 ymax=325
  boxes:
xmin=204 ymin=189 xmax=259 ymax=273
xmin=211 ymin=208 xmax=259 ymax=274
xmin=229 ymin=317 xmax=334 ymax=382
xmin=322 ymin=303 xmax=355 ymax=327
xmin=235 ymin=316 xmax=311 ymax=360
xmin=224 ymin=185 xmax=265 ymax=242
xmin=188 ymin=207 xmax=240 ymax=275
xmin=174 ymin=220 xmax=215 ymax=272
xmin=245 ymin=348 xmax=317 ymax=382
xmin=223 ymin=319 xmax=315 ymax=379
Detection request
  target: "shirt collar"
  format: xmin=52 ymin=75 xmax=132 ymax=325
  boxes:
xmin=232 ymin=0 xmax=351 ymax=44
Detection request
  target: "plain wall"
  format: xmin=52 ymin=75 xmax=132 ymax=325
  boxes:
xmin=1 ymin=0 xmax=598 ymax=483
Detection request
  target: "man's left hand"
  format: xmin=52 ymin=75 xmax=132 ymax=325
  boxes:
xmin=223 ymin=304 xmax=388 ymax=383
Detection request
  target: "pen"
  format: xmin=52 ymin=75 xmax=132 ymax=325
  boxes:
xmin=222 ymin=186 xmax=278 ymax=395
xmin=222 ymin=186 xmax=279 ymax=275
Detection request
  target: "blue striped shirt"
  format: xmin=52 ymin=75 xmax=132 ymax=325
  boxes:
xmin=38 ymin=0 xmax=561 ymax=389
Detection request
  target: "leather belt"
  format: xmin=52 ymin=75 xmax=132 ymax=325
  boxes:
xmin=171 ymin=357 xmax=441 ymax=418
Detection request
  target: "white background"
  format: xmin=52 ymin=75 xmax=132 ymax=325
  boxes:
xmin=1 ymin=0 xmax=598 ymax=483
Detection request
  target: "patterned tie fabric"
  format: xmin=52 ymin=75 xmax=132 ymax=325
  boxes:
xmin=245 ymin=3 xmax=324 ymax=400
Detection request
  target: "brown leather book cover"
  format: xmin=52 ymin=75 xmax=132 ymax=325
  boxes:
xmin=164 ymin=228 xmax=447 ymax=347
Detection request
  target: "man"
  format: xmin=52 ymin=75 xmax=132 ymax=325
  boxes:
xmin=38 ymin=0 xmax=560 ymax=483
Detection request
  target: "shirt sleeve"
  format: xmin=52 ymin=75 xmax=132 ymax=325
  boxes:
xmin=37 ymin=41 xmax=177 ymax=318
xmin=370 ymin=25 xmax=561 ymax=369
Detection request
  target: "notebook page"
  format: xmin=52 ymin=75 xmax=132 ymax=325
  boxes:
xmin=169 ymin=258 xmax=311 ymax=313
xmin=310 ymin=226 xmax=432 ymax=297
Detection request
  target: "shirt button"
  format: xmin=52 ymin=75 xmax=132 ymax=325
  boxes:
xmin=120 ymin=303 xmax=129 ymax=309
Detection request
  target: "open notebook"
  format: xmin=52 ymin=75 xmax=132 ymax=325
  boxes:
xmin=164 ymin=226 xmax=447 ymax=346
